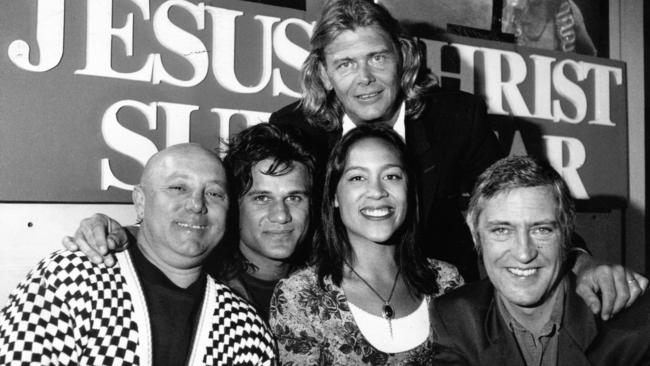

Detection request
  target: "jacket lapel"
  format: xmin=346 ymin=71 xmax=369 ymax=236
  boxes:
xmin=480 ymin=296 xmax=525 ymax=366
xmin=405 ymin=111 xmax=442 ymax=223
xmin=558 ymin=275 xmax=598 ymax=366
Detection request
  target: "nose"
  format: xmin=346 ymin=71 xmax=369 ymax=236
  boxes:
xmin=186 ymin=190 xmax=207 ymax=214
xmin=366 ymin=178 xmax=388 ymax=199
xmin=513 ymin=230 xmax=538 ymax=263
xmin=269 ymin=200 xmax=291 ymax=224
xmin=357 ymin=62 xmax=376 ymax=85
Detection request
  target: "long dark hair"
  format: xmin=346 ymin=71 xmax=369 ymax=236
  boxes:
xmin=315 ymin=123 xmax=438 ymax=296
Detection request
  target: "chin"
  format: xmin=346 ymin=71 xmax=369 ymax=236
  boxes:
xmin=504 ymin=291 xmax=546 ymax=308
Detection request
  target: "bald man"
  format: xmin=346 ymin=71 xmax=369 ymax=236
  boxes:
xmin=0 ymin=144 xmax=276 ymax=366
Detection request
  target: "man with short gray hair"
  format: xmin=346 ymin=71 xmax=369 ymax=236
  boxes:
xmin=431 ymin=156 xmax=650 ymax=366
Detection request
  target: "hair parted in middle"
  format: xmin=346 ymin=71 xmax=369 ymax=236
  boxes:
xmin=300 ymin=0 xmax=438 ymax=131
xmin=315 ymin=123 xmax=438 ymax=296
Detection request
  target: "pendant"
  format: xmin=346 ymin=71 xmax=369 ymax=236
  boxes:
xmin=382 ymin=304 xmax=394 ymax=319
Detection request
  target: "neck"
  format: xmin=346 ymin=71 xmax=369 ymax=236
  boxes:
xmin=136 ymin=239 xmax=202 ymax=289
xmin=499 ymin=280 xmax=564 ymax=334
xmin=239 ymin=242 xmax=290 ymax=282
xmin=346 ymin=238 xmax=398 ymax=279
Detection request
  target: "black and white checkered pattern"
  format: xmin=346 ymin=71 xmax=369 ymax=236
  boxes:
xmin=0 ymin=250 xmax=276 ymax=365
xmin=200 ymin=286 xmax=277 ymax=365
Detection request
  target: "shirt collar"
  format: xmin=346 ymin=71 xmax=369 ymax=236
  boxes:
xmin=341 ymin=102 xmax=406 ymax=138
xmin=496 ymin=277 xmax=566 ymax=337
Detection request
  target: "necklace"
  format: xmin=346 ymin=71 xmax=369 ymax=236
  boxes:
xmin=346 ymin=261 xmax=400 ymax=335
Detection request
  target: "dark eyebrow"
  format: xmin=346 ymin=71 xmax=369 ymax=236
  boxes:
xmin=344 ymin=163 xmax=404 ymax=173
xmin=484 ymin=220 xmax=512 ymax=226
xmin=244 ymin=189 xmax=310 ymax=198
xmin=483 ymin=219 xmax=558 ymax=227
xmin=245 ymin=189 xmax=271 ymax=196
xmin=331 ymin=56 xmax=353 ymax=64
xmin=368 ymin=49 xmax=391 ymax=57
xmin=286 ymin=189 xmax=310 ymax=196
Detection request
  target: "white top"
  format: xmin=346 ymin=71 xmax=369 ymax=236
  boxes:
xmin=348 ymin=296 xmax=430 ymax=353
xmin=341 ymin=102 xmax=406 ymax=139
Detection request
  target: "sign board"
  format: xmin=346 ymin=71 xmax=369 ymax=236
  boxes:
xmin=0 ymin=0 xmax=627 ymax=206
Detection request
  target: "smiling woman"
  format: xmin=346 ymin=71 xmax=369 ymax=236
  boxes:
xmin=269 ymin=124 xmax=464 ymax=365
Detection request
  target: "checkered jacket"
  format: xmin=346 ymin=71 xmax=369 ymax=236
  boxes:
xmin=0 ymin=250 xmax=277 ymax=365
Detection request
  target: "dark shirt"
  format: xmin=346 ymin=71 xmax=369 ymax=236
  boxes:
xmin=130 ymin=244 xmax=206 ymax=366
xmin=239 ymin=271 xmax=280 ymax=320
xmin=496 ymin=281 xmax=565 ymax=366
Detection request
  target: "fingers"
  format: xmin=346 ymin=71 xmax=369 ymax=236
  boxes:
xmin=73 ymin=227 xmax=105 ymax=264
xmin=624 ymin=271 xmax=649 ymax=308
xmin=593 ymin=267 xmax=616 ymax=320
xmin=103 ymin=234 xmax=122 ymax=268
xmin=574 ymin=259 xmax=648 ymax=320
xmin=575 ymin=279 xmax=601 ymax=315
xmin=633 ymin=272 xmax=649 ymax=293
xmin=575 ymin=264 xmax=623 ymax=320
xmin=106 ymin=219 xmax=129 ymax=250
xmin=625 ymin=276 xmax=641 ymax=308
xmin=62 ymin=236 xmax=78 ymax=251
xmin=71 ymin=214 xmax=115 ymax=265
xmin=609 ymin=265 xmax=630 ymax=316
xmin=89 ymin=224 xmax=109 ymax=255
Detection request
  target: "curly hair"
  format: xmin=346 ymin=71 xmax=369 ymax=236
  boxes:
xmin=208 ymin=123 xmax=316 ymax=281
xmin=300 ymin=0 xmax=438 ymax=131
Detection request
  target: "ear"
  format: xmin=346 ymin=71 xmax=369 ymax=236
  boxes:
xmin=133 ymin=185 xmax=146 ymax=222
xmin=466 ymin=216 xmax=481 ymax=253
xmin=319 ymin=62 xmax=333 ymax=91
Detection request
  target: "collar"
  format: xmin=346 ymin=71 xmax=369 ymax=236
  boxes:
xmin=341 ymin=102 xmax=406 ymax=138
xmin=482 ymin=275 xmax=599 ymax=363
xmin=496 ymin=278 xmax=566 ymax=338
xmin=130 ymin=243 xmax=206 ymax=294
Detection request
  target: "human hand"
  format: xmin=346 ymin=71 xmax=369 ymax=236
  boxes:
xmin=61 ymin=213 xmax=128 ymax=267
xmin=575 ymin=255 xmax=648 ymax=320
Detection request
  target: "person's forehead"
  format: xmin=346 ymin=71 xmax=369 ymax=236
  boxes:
xmin=325 ymin=26 xmax=396 ymax=56
xmin=479 ymin=186 xmax=557 ymax=223
xmin=249 ymin=159 xmax=310 ymax=190
xmin=154 ymin=150 xmax=225 ymax=183
xmin=345 ymin=138 xmax=401 ymax=166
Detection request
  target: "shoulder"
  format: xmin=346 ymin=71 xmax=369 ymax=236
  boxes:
xmin=222 ymin=275 xmax=251 ymax=302
xmin=427 ymin=258 xmax=465 ymax=296
xmin=421 ymin=89 xmax=486 ymax=111
xmin=414 ymin=90 xmax=488 ymax=134
xmin=212 ymin=278 xmax=261 ymax=315
xmin=586 ymin=289 xmax=650 ymax=364
xmin=269 ymin=101 xmax=304 ymax=126
xmin=207 ymin=279 xmax=277 ymax=363
xmin=275 ymin=266 xmax=319 ymax=295
xmin=604 ymin=290 xmax=650 ymax=331
xmin=271 ymin=266 xmax=341 ymax=316
xmin=1 ymin=250 xmax=128 ymax=322
xmin=270 ymin=266 xmax=328 ymax=326
xmin=210 ymin=279 xmax=274 ymax=341
xmin=27 ymin=250 xmax=120 ymax=286
xmin=433 ymin=279 xmax=493 ymax=318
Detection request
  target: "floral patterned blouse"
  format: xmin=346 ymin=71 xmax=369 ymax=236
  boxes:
xmin=269 ymin=259 xmax=464 ymax=365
